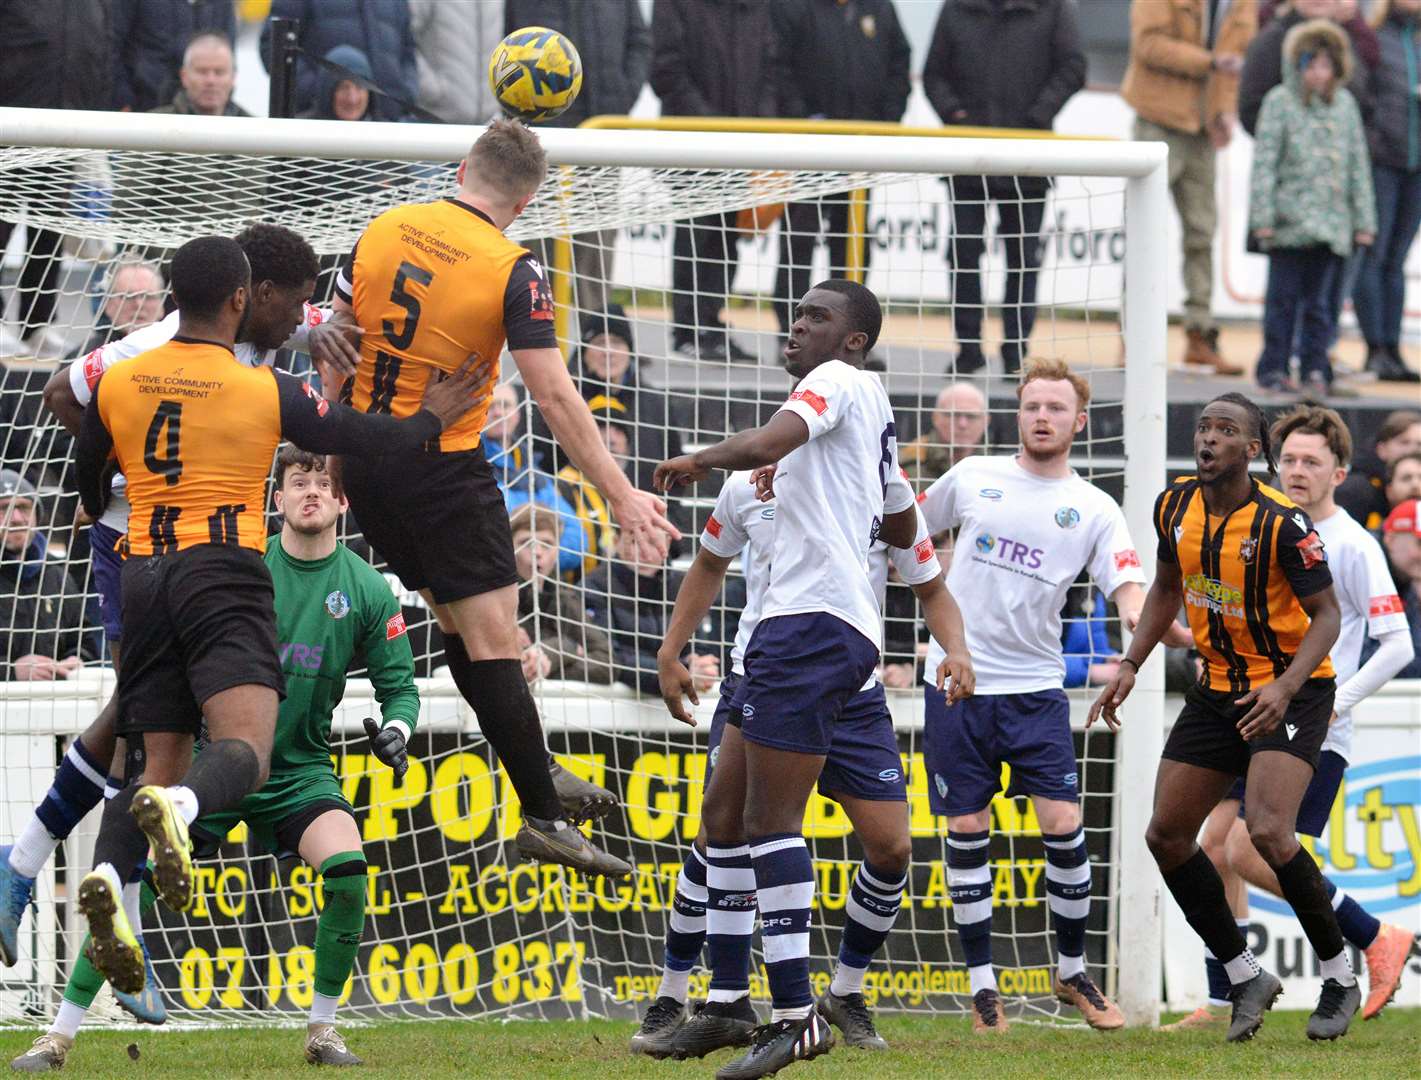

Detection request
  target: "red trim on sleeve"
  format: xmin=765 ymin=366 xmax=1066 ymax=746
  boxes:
xmin=914 ymin=538 xmax=935 ymax=563
xmin=82 ymin=350 xmax=105 ymax=391
xmin=788 ymin=388 xmax=828 ymax=415
xmin=1369 ymin=594 xmax=1404 ymax=618
xmin=385 ymin=613 xmax=407 ymax=640
xmin=1113 ymin=549 xmax=1141 ymax=571
xmin=705 ymin=514 xmax=723 ymax=539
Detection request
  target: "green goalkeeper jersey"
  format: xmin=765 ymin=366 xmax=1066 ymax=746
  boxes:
xmin=264 ymin=538 xmax=419 ymax=776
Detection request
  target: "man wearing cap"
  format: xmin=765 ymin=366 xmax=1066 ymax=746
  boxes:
xmin=1379 ymin=499 xmax=1421 ymax=678
xmin=0 ymin=470 xmax=100 ymax=681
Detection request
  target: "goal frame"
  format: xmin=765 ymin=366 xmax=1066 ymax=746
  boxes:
xmin=0 ymin=107 xmax=1169 ymax=1026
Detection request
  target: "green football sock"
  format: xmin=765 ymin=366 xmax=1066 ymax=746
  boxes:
xmin=63 ymin=868 xmax=159 ymax=1008
xmin=314 ymin=852 xmax=366 ymax=999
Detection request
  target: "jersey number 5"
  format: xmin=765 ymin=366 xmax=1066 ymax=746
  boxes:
xmin=144 ymin=401 xmax=183 ymax=486
xmin=383 ymin=261 xmax=434 ymax=350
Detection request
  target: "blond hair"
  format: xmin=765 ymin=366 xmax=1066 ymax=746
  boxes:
xmin=465 ymin=118 xmax=548 ymax=203
xmin=1016 ymin=357 xmax=1091 ymax=410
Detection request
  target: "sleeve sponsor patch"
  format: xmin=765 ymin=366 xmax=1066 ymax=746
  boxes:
xmin=914 ymin=537 xmax=935 ymax=563
xmin=705 ymin=514 xmax=723 ymax=539
xmin=788 ymin=388 xmax=828 ymax=415
xmin=83 ymin=350 xmax=106 ymax=391
xmin=1369 ymin=594 xmax=1404 ymax=618
xmin=528 ymin=279 xmax=554 ymax=321
xmin=1296 ymin=530 xmax=1326 ymax=569
xmin=385 ymin=613 xmax=407 ymax=640
xmin=1114 ymin=549 xmax=1141 ymax=571
xmin=305 ymin=303 xmax=323 ymax=327
xmin=301 ymin=380 xmax=330 ymax=416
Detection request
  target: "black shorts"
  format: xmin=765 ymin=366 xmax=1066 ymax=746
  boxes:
xmin=340 ymin=448 xmax=519 ymax=605
xmin=117 ymin=546 xmax=285 ymax=738
xmin=1162 ymin=676 xmax=1336 ymax=777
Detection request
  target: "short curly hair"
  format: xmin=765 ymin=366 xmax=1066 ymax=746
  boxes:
xmin=234 ymin=223 xmax=319 ymax=290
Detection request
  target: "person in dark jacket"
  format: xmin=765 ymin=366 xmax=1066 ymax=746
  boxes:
xmin=1352 ymin=0 xmax=1421 ymax=383
xmin=112 ymin=0 xmax=235 ymax=112
xmin=770 ymin=0 xmax=911 ymax=349
xmin=149 ymin=32 xmax=250 ymax=117
xmin=582 ymin=526 xmax=718 ymax=696
xmin=0 ymin=0 xmax=113 ymax=350
xmin=922 ymin=0 xmax=1086 ymax=374
xmin=261 ymin=0 xmax=418 ymax=118
xmin=507 ymin=0 xmax=650 ymax=315
xmin=530 ymin=305 xmax=686 ymax=491
xmin=651 ymin=0 xmax=777 ymax=362
xmin=0 ymin=471 xmax=100 ymax=680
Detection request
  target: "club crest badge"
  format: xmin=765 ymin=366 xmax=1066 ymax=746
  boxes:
xmin=1239 ymin=537 xmax=1258 ymax=564
xmin=1055 ymin=506 xmax=1080 ymax=529
xmin=325 ymin=590 xmax=351 ymax=619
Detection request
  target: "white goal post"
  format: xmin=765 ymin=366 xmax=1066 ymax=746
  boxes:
xmin=0 ymin=108 xmax=1168 ymax=1028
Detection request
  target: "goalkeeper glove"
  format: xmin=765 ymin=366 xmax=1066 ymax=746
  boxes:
xmin=363 ymin=717 xmax=408 ymax=780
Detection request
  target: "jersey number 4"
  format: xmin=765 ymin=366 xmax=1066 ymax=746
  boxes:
xmin=144 ymin=401 xmax=183 ymax=485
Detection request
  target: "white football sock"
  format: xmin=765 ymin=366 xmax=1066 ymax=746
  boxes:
xmin=9 ymin=816 xmax=58 ymax=879
xmin=1319 ymin=950 xmax=1356 ymax=986
xmin=969 ymin=964 xmax=998 ymax=996
xmin=50 ymin=1000 xmax=88 ymax=1040
xmin=309 ymin=992 xmax=339 ymax=1026
xmin=1223 ymin=948 xmax=1261 ymax=986
xmin=1058 ymin=953 xmax=1085 ymax=981
xmin=166 ymin=785 xmax=200 ymax=826
xmin=656 ymin=967 xmax=690 ymax=1004
xmin=122 ymin=881 xmax=142 ymax=932
xmin=770 ymin=1005 xmax=813 ymax=1023
xmin=829 ymin=961 xmax=868 ymax=998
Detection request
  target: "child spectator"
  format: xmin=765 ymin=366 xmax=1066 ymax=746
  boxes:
xmin=510 ymin=502 xmax=613 ymax=685
xmin=1250 ymin=18 xmax=1376 ymax=395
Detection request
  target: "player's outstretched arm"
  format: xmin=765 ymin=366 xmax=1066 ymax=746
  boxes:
xmin=1087 ymin=558 xmax=1185 ymax=731
xmin=653 ymin=413 xmax=811 ymax=492
xmin=42 ymin=364 xmax=85 ymax=436
xmin=1235 ymin=586 xmax=1341 ymax=740
xmin=273 ymin=354 xmax=485 ymax=455
xmin=73 ymin=388 xmax=115 ymax=521
xmin=911 ymin=575 xmax=974 ymax=703
xmin=514 ymin=345 xmax=680 ymax=564
xmin=656 ymin=548 xmax=733 ymax=727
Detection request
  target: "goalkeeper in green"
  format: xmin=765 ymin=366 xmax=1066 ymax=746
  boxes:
xmin=10 ymin=447 xmax=419 ymax=1072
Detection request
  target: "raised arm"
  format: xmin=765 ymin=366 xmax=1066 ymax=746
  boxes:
xmin=655 ymin=547 xmax=734 ymax=726
xmin=654 ymin=412 xmax=811 ymax=492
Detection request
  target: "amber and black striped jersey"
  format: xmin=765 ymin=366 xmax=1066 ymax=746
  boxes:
xmin=335 ymin=198 xmax=557 ymax=453
xmin=74 ymin=337 xmax=443 ymax=556
xmin=1155 ymin=476 xmax=1335 ymax=693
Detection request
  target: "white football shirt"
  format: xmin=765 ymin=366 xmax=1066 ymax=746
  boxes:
xmin=759 ymin=359 xmax=915 ymax=649
xmin=1313 ymin=507 xmax=1409 ymax=759
xmin=920 ymin=454 xmax=1146 ymax=694
xmin=702 ymin=472 xmax=936 ymax=681
xmin=65 ymin=305 xmax=326 ymax=531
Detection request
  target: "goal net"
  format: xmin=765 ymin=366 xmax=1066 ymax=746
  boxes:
xmin=0 ymin=110 xmax=1168 ymax=1029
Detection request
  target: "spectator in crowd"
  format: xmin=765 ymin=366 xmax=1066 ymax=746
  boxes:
xmin=770 ymin=0 xmax=911 ymax=358
xmin=1386 ymin=451 xmax=1421 ymax=507
xmin=262 ymin=0 xmax=418 ymax=117
xmin=922 ymin=0 xmax=1087 ymax=375
xmin=1377 ymin=498 xmax=1421 ymax=677
xmin=1062 ymin=588 xmax=1120 ymax=689
xmin=510 ymin=502 xmax=614 ymax=685
xmin=112 ymin=0 xmax=235 ymax=112
xmin=583 ymin=525 xmax=719 ymax=696
xmin=1249 ymin=18 xmax=1374 ymax=396
xmin=0 ymin=471 xmax=99 ymax=681
xmin=1121 ymin=0 xmax=1257 ymax=375
xmin=1337 ymin=407 xmax=1421 ymax=528
xmin=1258 ymin=0 xmax=1380 ymax=65
xmin=0 ymin=1 xmax=113 ymax=356
xmin=900 ymin=381 xmax=989 ymax=488
xmin=554 ymin=399 xmax=635 ymax=575
xmin=81 ymin=258 xmax=165 ymax=353
xmin=882 ymin=531 xmax=955 ymax=688
xmin=532 ymin=306 xmax=685 ymax=492
xmin=409 ymin=0 xmax=502 ymax=123
xmin=508 ymin=1 xmax=650 ymax=316
xmin=484 ymin=382 xmax=588 ymax=577
xmin=651 ymin=0 xmax=777 ymax=362
xmin=1353 ymin=0 xmax=1421 ymax=384
xmin=1241 ymin=0 xmax=1376 ymax=134
xmin=300 ymin=45 xmax=385 ymax=122
xmin=150 ymin=32 xmax=249 ymax=118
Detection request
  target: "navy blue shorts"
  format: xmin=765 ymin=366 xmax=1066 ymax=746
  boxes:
xmin=709 ymin=674 xmax=906 ymax=802
xmin=1224 ymin=749 xmax=1346 ymax=838
xmin=923 ymin=687 xmax=1078 ymax=817
xmin=90 ymin=521 xmax=124 ymax=642
xmin=729 ymin=613 xmax=880 ymax=756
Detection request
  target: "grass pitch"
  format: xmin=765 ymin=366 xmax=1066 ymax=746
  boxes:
xmin=1 ymin=1009 xmax=1416 ymax=1078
